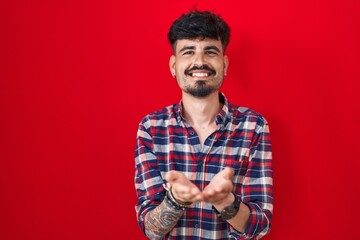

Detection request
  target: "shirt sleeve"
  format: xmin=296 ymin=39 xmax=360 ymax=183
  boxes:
xmin=134 ymin=118 xmax=165 ymax=233
xmin=230 ymin=120 xmax=274 ymax=239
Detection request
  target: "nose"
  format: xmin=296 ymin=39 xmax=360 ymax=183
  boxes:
xmin=193 ymin=52 xmax=206 ymax=66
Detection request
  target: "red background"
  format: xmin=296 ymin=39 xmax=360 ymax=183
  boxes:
xmin=1 ymin=0 xmax=359 ymax=239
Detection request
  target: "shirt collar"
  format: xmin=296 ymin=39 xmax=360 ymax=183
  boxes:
xmin=175 ymin=92 xmax=229 ymax=127
xmin=216 ymin=92 xmax=228 ymax=126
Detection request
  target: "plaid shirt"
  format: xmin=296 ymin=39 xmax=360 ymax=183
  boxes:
xmin=135 ymin=93 xmax=273 ymax=240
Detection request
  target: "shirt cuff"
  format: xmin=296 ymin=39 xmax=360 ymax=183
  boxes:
xmin=226 ymin=201 xmax=259 ymax=239
xmin=242 ymin=201 xmax=261 ymax=238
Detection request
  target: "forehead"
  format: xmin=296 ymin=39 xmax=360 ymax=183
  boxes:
xmin=175 ymin=38 xmax=224 ymax=53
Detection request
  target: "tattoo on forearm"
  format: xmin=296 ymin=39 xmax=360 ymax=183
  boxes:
xmin=144 ymin=199 xmax=184 ymax=238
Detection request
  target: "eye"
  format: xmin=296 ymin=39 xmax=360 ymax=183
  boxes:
xmin=206 ymin=51 xmax=218 ymax=56
xmin=182 ymin=51 xmax=194 ymax=55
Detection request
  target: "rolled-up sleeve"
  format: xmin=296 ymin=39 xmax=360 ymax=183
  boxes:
xmin=134 ymin=118 xmax=164 ymax=233
xmin=231 ymin=121 xmax=274 ymax=239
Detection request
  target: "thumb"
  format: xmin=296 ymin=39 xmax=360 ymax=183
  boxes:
xmin=223 ymin=167 xmax=234 ymax=180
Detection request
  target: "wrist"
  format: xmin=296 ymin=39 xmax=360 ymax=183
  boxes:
xmin=164 ymin=191 xmax=185 ymax=211
xmin=212 ymin=192 xmax=240 ymax=221
xmin=164 ymin=186 xmax=192 ymax=210
xmin=169 ymin=187 xmax=192 ymax=206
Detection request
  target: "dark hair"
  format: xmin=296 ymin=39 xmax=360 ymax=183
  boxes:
xmin=168 ymin=10 xmax=230 ymax=53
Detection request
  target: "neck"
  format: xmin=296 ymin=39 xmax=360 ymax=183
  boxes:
xmin=181 ymin=91 xmax=222 ymax=127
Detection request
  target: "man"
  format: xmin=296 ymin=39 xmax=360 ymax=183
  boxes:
xmin=135 ymin=10 xmax=273 ymax=240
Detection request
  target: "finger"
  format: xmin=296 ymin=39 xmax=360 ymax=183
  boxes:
xmin=223 ymin=167 xmax=234 ymax=180
xmin=172 ymin=185 xmax=201 ymax=202
xmin=191 ymin=187 xmax=201 ymax=195
xmin=203 ymin=180 xmax=233 ymax=195
xmin=188 ymin=187 xmax=202 ymax=202
xmin=181 ymin=191 xmax=201 ymax=201
xmin=194 ymin=193 xmax=204 ymax=202
xmin=172 ymin=184 xmax=190 ymax=194
xmin=173 ymin=184 xmax=200 ymax=196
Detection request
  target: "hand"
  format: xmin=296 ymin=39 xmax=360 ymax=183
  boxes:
xmin=202 ymin=167 xmax=234 ymax=205
xmin=165 ymin=171 xmax=202 ymax=203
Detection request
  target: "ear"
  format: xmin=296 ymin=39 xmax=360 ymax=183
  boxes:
xmin=224 ymin=55 xmax=229 ymax=76
xmin=169 ymin=55 xmax=176 ymax=77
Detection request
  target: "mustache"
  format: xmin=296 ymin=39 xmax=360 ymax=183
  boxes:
xmin=184 ymin=65 xmax=216 ymax=76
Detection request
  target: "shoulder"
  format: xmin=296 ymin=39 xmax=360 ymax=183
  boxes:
xmin=227 ymin=101 xmax=268 ymax=129
xmin=138 ymin=104 xmax=178 ymax=129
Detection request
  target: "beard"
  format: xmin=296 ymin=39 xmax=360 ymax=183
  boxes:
xmin=181 ymin=64 xmax=224 ymax=97
xmin=184 ymin=80 xmax=219 ymax=97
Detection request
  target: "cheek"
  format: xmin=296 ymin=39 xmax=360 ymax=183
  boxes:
xmin=176 ymin=60 xmax=192 ymax=71
xmin=175 ymin=63 xmax=183 ymax=73
xmin=214 ymin=65 xmax=225 ymax=75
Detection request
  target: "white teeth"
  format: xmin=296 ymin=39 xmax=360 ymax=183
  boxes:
xmin=192 ymin=72 xmax=208 ymax=77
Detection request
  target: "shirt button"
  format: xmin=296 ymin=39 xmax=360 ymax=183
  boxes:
xmin=198 ymin=161 xmax=203 ymax=166
xmin=195 ymin=223 xmax=199 ymax=228
xmin=189 ymin=131 xmax=195 ymax=135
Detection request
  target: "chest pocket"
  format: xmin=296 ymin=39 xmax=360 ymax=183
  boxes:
xmin=209 ymin=146 xmax=250 ymax=191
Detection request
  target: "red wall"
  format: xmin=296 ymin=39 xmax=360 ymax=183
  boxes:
xmin=1 ymin=1 xmax=359 ymax=239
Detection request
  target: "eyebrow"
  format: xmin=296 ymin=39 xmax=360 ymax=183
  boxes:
xmin=179 ymin=46 xmax=195 ymax=53
xmin=178 ymin=45 xmax=221 ymax=54
xmin=204 ymin=45 xmax=221 ymax=53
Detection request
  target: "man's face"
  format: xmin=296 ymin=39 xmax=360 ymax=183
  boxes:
xmin=169 ymin=38 xmax=229 ymax=98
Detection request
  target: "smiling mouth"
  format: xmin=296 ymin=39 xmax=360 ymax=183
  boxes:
xmin=190 ymin=72 xmax=211 ymax=77
xmin=184 ymin=65 xmax=216 ymax=78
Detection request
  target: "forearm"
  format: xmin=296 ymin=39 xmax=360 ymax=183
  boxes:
xmin=144 ymin=198 xmax=184 ymax=239
xmin=213 ymin=194 xmax=250 ymax=233
xmin=227 ymin=202 xmax=250 ymax=232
